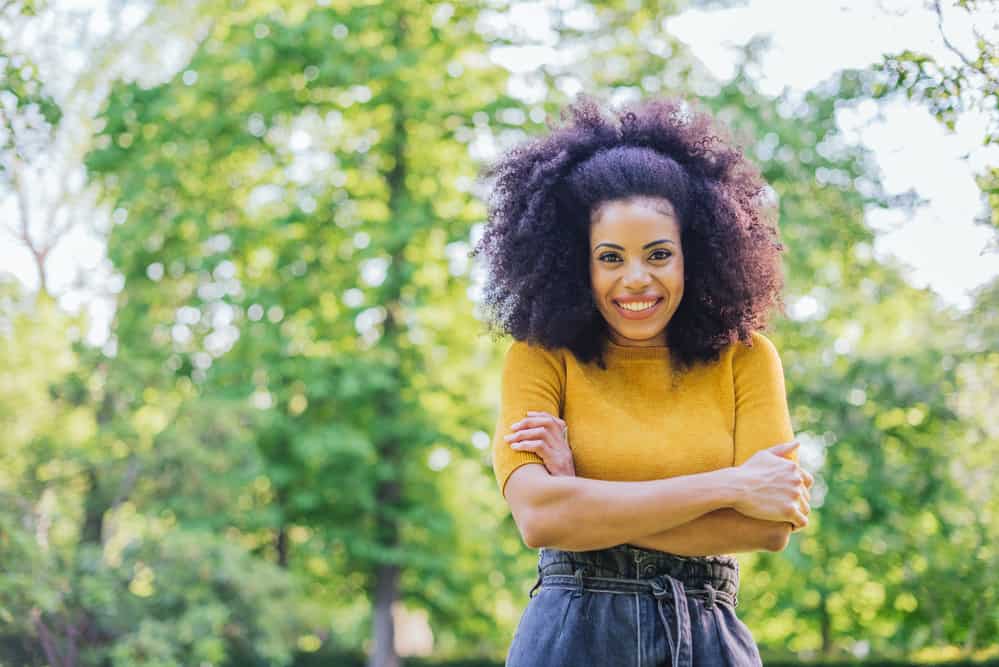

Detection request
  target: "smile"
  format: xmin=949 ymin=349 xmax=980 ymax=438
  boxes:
xmin=613 ymin=298 xmax=663 ymax=320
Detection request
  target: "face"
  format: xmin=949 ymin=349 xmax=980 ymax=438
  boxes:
xmin=589 ymin=196 xmax=684 ymax=348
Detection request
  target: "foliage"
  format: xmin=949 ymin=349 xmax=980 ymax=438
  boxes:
xmin=1 ymin=0 xmax=997 ymax=664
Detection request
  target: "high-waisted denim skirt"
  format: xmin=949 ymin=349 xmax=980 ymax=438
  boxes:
xmin=505 ymin=544 xmax=762 ymax=667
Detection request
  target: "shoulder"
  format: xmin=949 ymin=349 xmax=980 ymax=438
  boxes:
xmin=502 ymin=338 xmax=566 ymax=375
xmin=732 ymin=331 xmax=781 ymax=359
xmin=727 ymin=331 xmax=785 ymax=377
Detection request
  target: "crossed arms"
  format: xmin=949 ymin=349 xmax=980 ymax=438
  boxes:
xmin=502 ymin=412 xmax=812 ymax=556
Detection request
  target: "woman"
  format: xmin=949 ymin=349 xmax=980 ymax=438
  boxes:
xmin=471 ymin=95 xmax=814 ymax=666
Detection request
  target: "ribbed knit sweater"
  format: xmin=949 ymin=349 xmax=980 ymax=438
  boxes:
xmin=492 ymin=331 xmax=795 ymax=497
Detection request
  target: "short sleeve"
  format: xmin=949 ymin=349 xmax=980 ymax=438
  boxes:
xmin=732 ymin=332 xmax=796 ymax=466
xmin=491 ymin=339 xmax=566 ymax=497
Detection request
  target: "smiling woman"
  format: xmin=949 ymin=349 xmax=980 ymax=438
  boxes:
xmin=590 ymin=197 xmax=685 ymax=345
xmin=470 ymin=95 xmax=811 ymax=666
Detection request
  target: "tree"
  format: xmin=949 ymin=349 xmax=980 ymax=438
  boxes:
xmin=85 ymin=1 xmax=531 ymax=663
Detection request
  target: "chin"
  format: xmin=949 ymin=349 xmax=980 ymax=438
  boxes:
xmin=611 ymin=329 xmax=668 ymax=344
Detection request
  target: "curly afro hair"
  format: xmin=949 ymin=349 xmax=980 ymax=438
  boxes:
xmin=470 ymin=95 xmax=784 ymax=371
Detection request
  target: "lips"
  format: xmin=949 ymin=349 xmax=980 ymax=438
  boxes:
xmin=612 ymin=297 xmax=664 ymax=319
xmin=614 ymin=296 xmax=661 ymax=304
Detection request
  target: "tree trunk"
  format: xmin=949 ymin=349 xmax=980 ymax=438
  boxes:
xmin=367 ymin=8 xmax=410 ymax=667
xmin=80 ymin=467 xmax=104 ymax=545
xmin=368 ymin=562 xmax=401 ymax=667
xmin=819 ymin=591 xmax=832 ymax=657
xmin=275 ymin=523 xmax=289 ymax=568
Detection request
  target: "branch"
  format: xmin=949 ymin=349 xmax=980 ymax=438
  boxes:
xmin=933 ymin=0 xmax=979 ymax=71
xmin=40 ymin=156 xmax=78 ymax=251
xmin=31 ymin=608 xmax=66 ymax=667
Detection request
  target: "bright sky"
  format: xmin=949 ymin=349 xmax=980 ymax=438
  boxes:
xmin=665 ymin=0 xmax=999 ymax=310
xmin=487 ymin=0 xmax=998 ymax=309
xmin=2 ymin=0 xmax=996 ymax=346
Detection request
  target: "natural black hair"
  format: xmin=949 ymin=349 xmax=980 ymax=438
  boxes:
xmin=470 ymin=94 xmax=784 ymax=371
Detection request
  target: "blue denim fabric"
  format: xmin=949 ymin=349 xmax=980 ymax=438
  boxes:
xmin=505 ymin=544 xmax=762 ymax=667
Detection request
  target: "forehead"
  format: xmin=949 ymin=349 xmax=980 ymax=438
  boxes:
xmin=589 ymin=198 xmax=680 ymax=242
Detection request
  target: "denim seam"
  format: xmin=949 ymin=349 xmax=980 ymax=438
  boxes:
xmin=542 ymin=565 xmax=736 ymax=581
xmin=543 ymin=570 xmax=734 ymax=585
xmin=539 ymin=584 xmax=737 ymax=609
xmin=635 ymin=591 xmax=641 ymax=667
xmin=540 ymin=574 xmax=738 ymax=597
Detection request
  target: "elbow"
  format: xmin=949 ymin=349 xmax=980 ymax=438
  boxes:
xmin=519 ymin=509 xmax=552 ymax=549
xmin=503 ymin=464 xmax=569 ymax=549
xmin=766 ymin=523 xmax=792 ymax=552
xmin=509 ymin=502 xmax=547 ymax=549
xmin=515 ymin=512 xmax=539 ymax=549
xmin=516 ymin=504 xmax=567 ymax=549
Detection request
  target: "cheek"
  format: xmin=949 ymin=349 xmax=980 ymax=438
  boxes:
xmin=589 ymin=264 xmax=608 ymax=293
xmin=665 ymin=264 xmax=685 ymax=299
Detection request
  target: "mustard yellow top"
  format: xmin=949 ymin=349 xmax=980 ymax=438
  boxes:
xmin=491 ymin=331 xmax=795 ymax=497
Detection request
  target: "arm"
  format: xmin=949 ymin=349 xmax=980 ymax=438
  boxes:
xmin=506 ymin=409 xmax=804 ymax=555
xmin=492 ymin=339 xmax=807 ymax=552
xmin=503 ymin=462 xmax=743 ymax=551
xmin=730 ymin=333 xmax=801 ymax=547
xmin=636 ymin=334 xmax=805 ymax=553
xmin=628 ymin=508 xmax=789 ymax=555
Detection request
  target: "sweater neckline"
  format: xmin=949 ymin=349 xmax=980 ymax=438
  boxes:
xmin=604 ymin=338 xmax=671 ymax=362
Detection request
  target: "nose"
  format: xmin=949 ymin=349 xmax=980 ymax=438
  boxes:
xmin=622 ymin=260 xmax=651 ymax=288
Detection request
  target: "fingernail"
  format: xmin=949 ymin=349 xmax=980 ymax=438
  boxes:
xmin=504 ymin=434 xmax=514 ymax=440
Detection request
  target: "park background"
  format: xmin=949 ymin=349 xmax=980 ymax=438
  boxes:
xmin=1 ymin=0 xmax=997 ymax=665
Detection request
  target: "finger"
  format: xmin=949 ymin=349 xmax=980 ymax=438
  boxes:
xmin=794 ymin=483 xmax=811 ymax=510
xmin=504 ymin=427 xmax=546 ymax=442
xmin=802 ymin=469 xmax=814 ymax=488
xmin=790 ymin=507 xmax=809 ymax=531
xmin=770 ymin=439 xmax=799 ymax=451
xmin=526 ymin=411 xmax=565 ymax=428
xmin=509 ymin=439 xmax=545 ymax=453
xmin=785 ymin=501 xmax=806 ymax=527
xmin=511 ymin=416 xmax=557 ymax=431
xmin=798 ymin=470 xmax=812 ymax=494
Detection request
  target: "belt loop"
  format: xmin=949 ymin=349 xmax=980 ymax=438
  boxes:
xmin=703 ymin=582 xmax=716 ymax=610
xmin=572 ymin=567 xmax=585 ymax=598
xmin=528 ymin=572 xmax=542 ymax=599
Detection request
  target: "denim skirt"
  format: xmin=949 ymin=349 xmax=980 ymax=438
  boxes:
xmin=505 ymin=544 xmax=762 ymax=667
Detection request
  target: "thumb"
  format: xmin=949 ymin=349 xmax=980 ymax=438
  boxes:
xmin=768 ymin=440 xmax=800 ymax=458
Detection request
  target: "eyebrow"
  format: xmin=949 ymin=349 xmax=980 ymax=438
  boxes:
xmin=593 ymin=239 xmax=676 ymax=251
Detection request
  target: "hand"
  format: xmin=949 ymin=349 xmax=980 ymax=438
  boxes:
xmin=504 ymin=411 xmax=576 ymax=477
xmin=771 ymin=439 xmax=814 ymax=532
xmin=733 ymin=440 xmax=813 ymax=530
xmin=791 ymin=466 xmax=814 ymax=534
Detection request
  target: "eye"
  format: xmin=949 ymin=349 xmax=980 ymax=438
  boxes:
xmin=650 ymin=249 xmax=672 ymax=260
xmin=598 ymin=252 xmax=621 ymax=263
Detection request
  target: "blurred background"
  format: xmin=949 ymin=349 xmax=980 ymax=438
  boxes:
xmin=1 ymin=0 xmax=997 ymax=665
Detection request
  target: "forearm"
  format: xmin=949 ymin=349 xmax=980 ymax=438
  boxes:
xmin=628 ymin=508 xmax=791 ymax=556
xmin=517 ymin=465 xmax=741 ymax=552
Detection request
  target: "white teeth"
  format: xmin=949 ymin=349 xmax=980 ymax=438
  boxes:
xmin=617 ymin=300 xmax=658 ymax=311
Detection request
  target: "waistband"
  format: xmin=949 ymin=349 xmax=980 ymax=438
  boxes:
xmin=532 ymin=545 xmax=741 ymax=667
xmin=537 ymin=544 xmax=740 ymax=599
